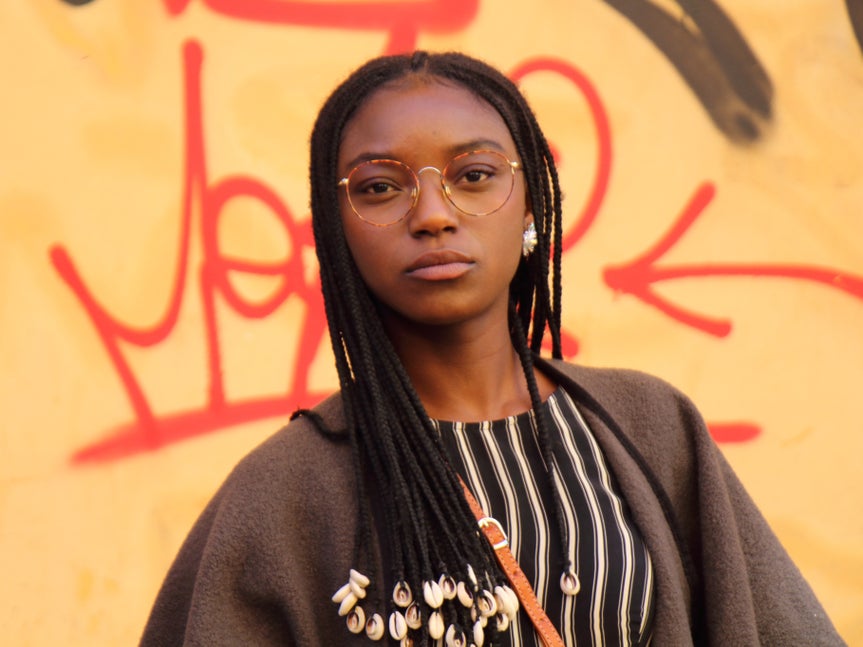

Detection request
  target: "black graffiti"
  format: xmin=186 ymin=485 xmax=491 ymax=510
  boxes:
xmin=603 ymin=0 xmax=773 ymax=142
xmin=60 ymin=0 xmax=98 ymax=5
xmin=847 ymin=0 xmax=863 ymax=56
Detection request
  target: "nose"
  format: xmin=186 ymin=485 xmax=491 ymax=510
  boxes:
xmin=407 ymin=167 xmax=459 ymax=236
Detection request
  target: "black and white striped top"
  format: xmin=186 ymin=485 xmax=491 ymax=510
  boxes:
xmin=434 ymin=387 xmax=655 ymax=646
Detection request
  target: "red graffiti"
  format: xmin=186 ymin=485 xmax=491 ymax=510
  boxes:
xmin=161 ymin=0 xmax=478 ymax=54
xmin=709 ymin=423 xmax=760 ymax=444
xmin=53 ymin=40 xmax=330 ymax=463
xmin=604 ymin=182 xmax=863 ymax=337
xmin=509 ymin=58 xmax=612 ymax=252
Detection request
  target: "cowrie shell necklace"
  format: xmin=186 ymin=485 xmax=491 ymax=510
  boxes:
xmin=332 ymin=568 xmax=523 ymax=644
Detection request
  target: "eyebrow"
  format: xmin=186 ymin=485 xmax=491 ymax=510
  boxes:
xmin=341 ymin=138 xmax=510 ymax=172
xmin=447 ymin=138 xmax=508 ymax=156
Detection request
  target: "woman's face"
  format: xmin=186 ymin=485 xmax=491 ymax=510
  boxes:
xmin=337 ymin=78 xmax=533 ymax=331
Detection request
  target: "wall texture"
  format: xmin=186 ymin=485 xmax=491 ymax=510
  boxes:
xmin=1 ymin=1 xmax=861 ymax=644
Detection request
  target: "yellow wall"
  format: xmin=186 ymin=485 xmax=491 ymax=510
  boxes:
xmin=2 ymin=1 xmax=861 ymax=644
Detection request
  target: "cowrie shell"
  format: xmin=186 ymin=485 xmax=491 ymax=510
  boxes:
xmin=349 ymin=579 xmax=367 ymax=599
xmin=405 ymin=602 xmax=422 ymax=630
xmin=393 ymin=580 xmax=413 ymax=607
xmin=495 ymin=612 xmax=510 ymax=632
xmin=508 ymin=590 xmax=520 ymax=615
xmin=560 ymin=569 xmax=581 ymax=596
xmin=338 ymin=592 xmax=358 ymax=616
xmin=331 ymin=582 xmax=352 ymax=604
xmin=466 ymin=564 xmax=478 ymax=587
xmin=456 ymin=581 xmax=474 ymax=607
xmin=473 ymin=619 xmax=485 ymax=646
xmin=439 ymin=574 xmax=457 ymax=599
xmin=389 ymin=610 xmax=408 ymax=640
xmin=445 ymin=624 xmax=467 ymax=647
xmin=501 ymin=585 xmax=520 ymax=618
xmin=350 ymin=569 xmax=370 ymax=587
xmin=365 ymin=613 xmax=385 ymax=641
xmin=493 ymin=586 xmax=512 ymax=618
xmin=346 ymin=606 xmax=365 ymax=634
xmin=476 ymin=590 xmax=497 ymax=618
xmin=423 ymin=580 xmax=444 ymax=608
xmin=428 ymin=611 xmax=445 ymax=639
xmin=493 ymin=585 xmax=516 ymax=619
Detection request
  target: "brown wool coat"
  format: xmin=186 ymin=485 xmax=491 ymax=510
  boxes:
xmin=140 ymin=359 xmax=845 ymax=646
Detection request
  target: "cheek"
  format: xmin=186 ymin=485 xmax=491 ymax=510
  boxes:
xmin=495 ymin=212 xmax=529 ymax=262
xmin=341 ymin=216 xmax=392 ymax=287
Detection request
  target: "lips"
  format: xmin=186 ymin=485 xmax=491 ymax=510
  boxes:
xmin=405 ymin=250 xmax=475 ymax=281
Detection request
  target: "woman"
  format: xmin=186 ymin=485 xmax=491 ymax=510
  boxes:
xmin=140 ymin=51 xmax=843 ymax=646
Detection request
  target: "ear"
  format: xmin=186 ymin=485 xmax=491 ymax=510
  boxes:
xmin=523 ymin=210 xmax=534 ymax=230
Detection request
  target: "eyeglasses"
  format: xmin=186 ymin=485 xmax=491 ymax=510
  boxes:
xmin=338 ymin=149 xmax=522 ymax=227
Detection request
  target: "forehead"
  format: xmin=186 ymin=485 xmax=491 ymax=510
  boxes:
xmin=338 ymin=79 xmax=516 ymax=169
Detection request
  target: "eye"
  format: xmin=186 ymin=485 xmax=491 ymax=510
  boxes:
xmin=446 ymin=151 xmax=510 ymax=189
xmin=450 ymin=164 xmax=498 ymax=188
xmin=461 ymin=167 xmax=494 ymax=184
xmin=348 ymin=160 xmax=414 ymax=203
xmin=358 ymin=179 xmax=400 ymax=195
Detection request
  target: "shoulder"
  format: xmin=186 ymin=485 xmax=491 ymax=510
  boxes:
xmin=175 ymin=390 xmax=359 ymax=578
xmin=236 ymin=392 xmax=347 ymax=470
xmin=539 ymin=357 xmax=702 ymax=425
xmin=201 ymin=392 xmax=355 ymax=533
xmin=141 ymin=392 xmax=361 ymax=646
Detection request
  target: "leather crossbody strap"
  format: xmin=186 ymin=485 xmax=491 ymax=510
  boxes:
xmin=460 ymin=479 xmax=566 ymax=647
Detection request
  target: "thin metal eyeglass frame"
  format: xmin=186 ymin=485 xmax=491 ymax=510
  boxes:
xmin=337 ymin=149 xmax=522 ymax=227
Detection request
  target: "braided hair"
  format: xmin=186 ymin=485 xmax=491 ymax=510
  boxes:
xmin=308 ymin=51 xmax=565 ymax=644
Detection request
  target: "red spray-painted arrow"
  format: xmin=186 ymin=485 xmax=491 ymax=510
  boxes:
xmin=604 ymin=182 xmax=863 ymax=337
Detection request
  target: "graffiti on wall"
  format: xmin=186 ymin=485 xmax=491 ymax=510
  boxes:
xmin=50 ymin=0 xmax=863 ymax=463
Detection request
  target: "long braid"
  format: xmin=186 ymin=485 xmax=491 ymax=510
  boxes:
xmin=309 ymin=51 xmax=566 ymax=644
xmin=509 ymin=301 xmax=570 ymax=573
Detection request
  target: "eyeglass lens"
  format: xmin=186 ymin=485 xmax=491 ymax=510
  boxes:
xmin=344 ymin=150 xmax=516 ymax=225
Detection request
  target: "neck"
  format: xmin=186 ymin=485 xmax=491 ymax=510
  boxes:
xmin=383 ymin=310 xmax=553 ymax=422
